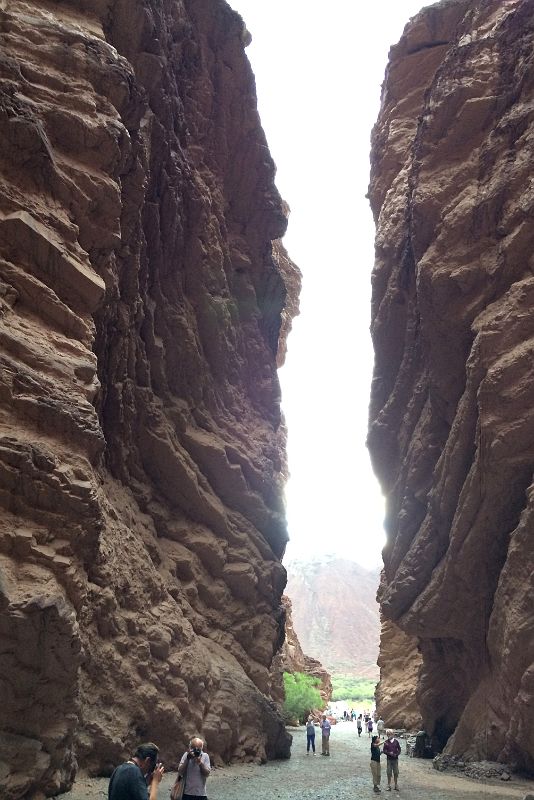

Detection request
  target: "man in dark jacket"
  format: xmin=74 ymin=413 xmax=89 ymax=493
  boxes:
xmin=382 ymin=730 xmax=401 ymax=791
xmin=109 ymin=742 xmax=164 ymax=800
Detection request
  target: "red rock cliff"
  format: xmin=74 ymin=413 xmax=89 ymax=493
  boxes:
xmin=369 ymin=0 xmax=534 ymax=770
xmin=270 ymin=596 xmax=332 ymax=709
xmin=0 ymin=1 xmax=301 ymax=796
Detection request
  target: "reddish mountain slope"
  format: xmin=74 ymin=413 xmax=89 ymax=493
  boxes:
xmin=285 ymin=557 xmax=380 ymax=679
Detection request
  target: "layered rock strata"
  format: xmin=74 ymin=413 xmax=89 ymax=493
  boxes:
xmin=369 ymin=0 xmax=534 ymax=771
xmin=0 ymin=1 xmax=301 ymax=797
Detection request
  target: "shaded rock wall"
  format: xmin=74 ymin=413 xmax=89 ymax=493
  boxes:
xmin=0 ymin=1 xmax=301 ymax=796
xmin=369 ymin=0 xmax=534 ymax=770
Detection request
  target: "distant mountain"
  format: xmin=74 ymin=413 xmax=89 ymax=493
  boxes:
xmin=284 ymin=556 xmax=381 ymax=679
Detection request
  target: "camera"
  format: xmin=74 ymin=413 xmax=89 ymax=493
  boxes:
xmin=189 ymin=747 xmax=202 ymax=758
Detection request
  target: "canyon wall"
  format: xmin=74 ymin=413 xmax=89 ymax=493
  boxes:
xmin=369 ymin=0 xmax=534 ymax=770
xmin=0 ymin=1 xmax=301 ymax=797
xmin=375 ymin=619 xmax=422 ymax=731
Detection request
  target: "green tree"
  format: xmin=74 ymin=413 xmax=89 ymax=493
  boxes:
xmin=282 ymin=672 xmax=323 ymax=723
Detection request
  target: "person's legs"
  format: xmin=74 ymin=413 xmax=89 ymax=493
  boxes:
xmin=386 ymin=760 xmax=392 ymax=789
xmin=321 ymin=734 xmax=327 ymax=755
xmin=306 ymin=733 xmax=311 ymax=753
xmin=370 ymin=761 xmax=381 ymax=792
xmin=393 ymin=760 xmax=399 ymax=789
xmin=311 ymin=735 xmax=316 ymax=754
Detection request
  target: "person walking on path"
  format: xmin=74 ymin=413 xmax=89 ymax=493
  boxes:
xmin=370 ymin=734 xmax=383 ymax=793
xmin=306 ymin=716 xmax=317 ymax=755
xmin=175 ymin=737 xmax=211 ymax=800
xmin=383 ymin=730 xmax=401 ymax=791
xmin=377 ymin=717 xmax=386 ymax=738
xmin=108 ymin=742 xmax=164 ymax=800
xmin=357 ymin=714 xmax=363 ymax=737
xmin=320 ymin=715 xmax=331 ymax=756
xmin=367 ymin=717 xmax=374 ymax=737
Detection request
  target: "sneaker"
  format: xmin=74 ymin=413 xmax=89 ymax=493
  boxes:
xmin=394 ymin=788 xmax=399 ymax=792
xmin=313 ymin=753 xmax=317 ymax=756
xmin=386 ymin=788 xmax=391 ymax=792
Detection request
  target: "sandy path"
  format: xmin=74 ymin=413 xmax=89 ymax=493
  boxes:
xmin=61 ymin=722 xmax=533 ymax=800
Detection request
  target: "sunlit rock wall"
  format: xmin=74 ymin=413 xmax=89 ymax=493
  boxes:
xmin=0 ymin=1 xmax=301 ymax=796
xmin=270 ymin=596 xmax=332 ymax=709
xmin=375 ymin=618 xmax=422 ymax=731
xmin=369 ymin=0 xmax=534 ymax=770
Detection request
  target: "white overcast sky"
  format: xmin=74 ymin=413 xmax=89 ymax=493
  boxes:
xmin=228 ymin=1 xmax=437 ymax=568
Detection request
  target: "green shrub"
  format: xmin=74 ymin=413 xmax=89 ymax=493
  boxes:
xmin=331 ymin=675 xmax=376 ymax=705
xmin=282 ymin=672 xmax=322 ymax=723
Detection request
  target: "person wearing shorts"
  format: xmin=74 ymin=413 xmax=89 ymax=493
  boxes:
xmin=382 ymin=730 xmax=401 ymax=791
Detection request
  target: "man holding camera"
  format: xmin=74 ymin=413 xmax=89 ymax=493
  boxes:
xmin=108 ymin=742 xmax=164 ymax=800
xmin=176 ymin=737 xmax=211 ymax=800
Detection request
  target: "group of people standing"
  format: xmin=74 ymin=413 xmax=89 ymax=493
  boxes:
xmin=306 ymin=714 xmax=332 ymax=755
xmin=370 ymin=730 xmax=401 ymax=793
xmin=108 ymin=723 xmax=401 ymax=799
xmin=356 ymin=712 xmax=375 ymax=737
xmin=305 ymin=714 xmax=401 ymax=794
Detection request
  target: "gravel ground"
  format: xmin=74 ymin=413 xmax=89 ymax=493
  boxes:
xmin=62 ymin=722 xmax=533 ymax=800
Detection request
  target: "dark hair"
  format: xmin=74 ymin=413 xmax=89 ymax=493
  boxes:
xmin=371 ymin=735 xmax=380 ymax=744
xmin=135 ymin=743 xmax=159 ymax=762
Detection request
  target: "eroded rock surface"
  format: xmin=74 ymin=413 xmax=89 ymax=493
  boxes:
xmin=0 ymin=1 xmax=300 ymax=796
xmin=369 ymin=0 xmax=534 ymax=770
xmin=375 ymin=618 xmax=422 ymax=731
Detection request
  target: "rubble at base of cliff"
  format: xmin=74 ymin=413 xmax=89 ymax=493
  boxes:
xmin=433 ymin=755 xmax=515 ymax=781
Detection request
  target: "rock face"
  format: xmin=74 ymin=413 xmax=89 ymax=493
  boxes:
xmin=0 ymin=1 xmax=300 ymax=796
xmin=271 ymin=596 xmax=332 ymax=708
xmin=369 ymin=0 xmax=534 ymax=771
xmin=285 ymin=558 xmax=380 ymax=679
xmin=375 ymin=619 xmax=422 ymax=731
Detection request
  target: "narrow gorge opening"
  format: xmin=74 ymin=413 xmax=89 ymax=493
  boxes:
xmin=1 ymin=1 xmax=534 ymax=799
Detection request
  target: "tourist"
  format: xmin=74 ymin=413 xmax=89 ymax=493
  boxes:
xmin=357 ymin=714 xmax=363 ymax=737
xmin=108 ymin=742 xmax=164 ymax=800
xmin=174 ymin=737 xmax=211 ymax=800
xmin=383 ymin=729 xmax=401 ymax=791
xmin=367 ymin=717 xmax=374 ymax=736
xmin=320 ymin=714 xmax=331 ymax=756
xmin=370 ymin=734 xmax=383 ymax=793
xmin=377 ymin=717 xmax=386 ymax=738
xmin=306 ymin=715 xmax=317 ymax=755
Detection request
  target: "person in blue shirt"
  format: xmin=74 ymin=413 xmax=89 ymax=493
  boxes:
xmin=306 ymin=716 xmax=317 ymax=755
